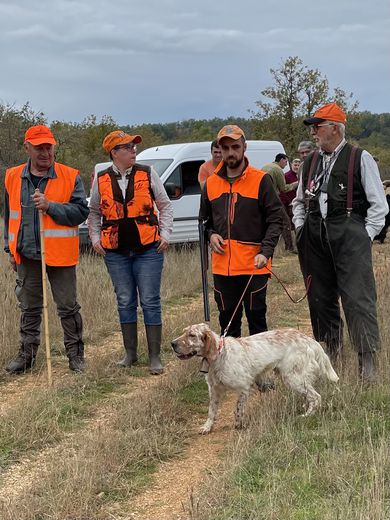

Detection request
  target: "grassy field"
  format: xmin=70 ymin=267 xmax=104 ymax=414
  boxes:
xmin=0 ymin=229 xmax=389 ymax=519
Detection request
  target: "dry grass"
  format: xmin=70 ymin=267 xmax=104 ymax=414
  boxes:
xmin=0 ymin=222 xmax=389 ymax=520
xmin=0 ymin=361 xmax=203 ymax=520
xmin=185 ymin=244 xmax=390 ymax=520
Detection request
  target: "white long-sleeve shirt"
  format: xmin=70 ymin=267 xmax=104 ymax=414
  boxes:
xmin=88 ymin=164 xmax=173 ymax=246
xmin=292 ymin=140 xmax=388 ymax=239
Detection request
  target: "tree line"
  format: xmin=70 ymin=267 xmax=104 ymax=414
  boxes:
xmin=1 ymin=56 xmax=389 ymax=215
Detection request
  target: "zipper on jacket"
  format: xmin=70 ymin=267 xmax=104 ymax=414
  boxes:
xmin=227 ymin=184 xmax=233 ymax=276
xmin=27 ymin=177 xmax=42 ymax=254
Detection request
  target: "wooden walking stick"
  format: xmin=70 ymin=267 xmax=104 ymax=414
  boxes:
xmin=36 ymin=189 xmax=53 ymax=387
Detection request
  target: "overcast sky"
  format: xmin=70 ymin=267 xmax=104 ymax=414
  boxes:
xmin=0 ymin=0 xmax=389 ymax=126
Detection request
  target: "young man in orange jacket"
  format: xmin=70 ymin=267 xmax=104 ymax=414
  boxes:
xmin=200 ymin=125 xmax=283 ymax=337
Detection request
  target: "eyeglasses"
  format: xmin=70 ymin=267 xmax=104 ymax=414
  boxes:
xmin=310 ymin=123 xmax=335 ymax=132
xmin=114 ymin=143 xmax=137 ymax=152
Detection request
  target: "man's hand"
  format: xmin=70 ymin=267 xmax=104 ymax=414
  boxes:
xmin=157 ymin=238 xmax=169 ymax=253
xmin=210 ymin=233 xmax=225 ymax=254
xmin=254 ymin=253 xmax=268 ymax=269
xmin=92 ymin=241 xmax=106 ymax=256
xmin=9 ymin=254 xmax=17 ymax=271
xmin=32 ymin=191 xmax=50 ymax=213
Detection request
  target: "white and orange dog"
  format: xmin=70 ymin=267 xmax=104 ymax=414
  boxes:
xmin=171 ymin=323 xmax=339 ymax=434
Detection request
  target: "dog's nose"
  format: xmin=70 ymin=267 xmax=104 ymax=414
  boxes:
xmin=171 ymin=340 xmax=177 ymax=349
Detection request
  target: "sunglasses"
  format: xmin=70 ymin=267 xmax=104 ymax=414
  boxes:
xmin=114 ymin=143 xmax=137 ymax=152
xmin=310 ymin=123 xmax=335 ymax=132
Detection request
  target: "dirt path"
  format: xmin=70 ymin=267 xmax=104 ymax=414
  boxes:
xmin=0 ymin=342 xmax=236 ymax=520
xmin=108 ymin=395 xmax=236 ymax=520
xmin=2 ymin=248 xmax=386 ymax=519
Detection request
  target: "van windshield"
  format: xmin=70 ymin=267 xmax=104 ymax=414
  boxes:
xmin=137 ymin=159 xmax=173 ymax=177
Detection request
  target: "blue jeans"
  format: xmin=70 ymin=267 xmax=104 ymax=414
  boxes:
xmin=104 ymin=244 xmax=164 ymax=326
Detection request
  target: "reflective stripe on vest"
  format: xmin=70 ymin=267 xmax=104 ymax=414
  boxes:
xmin=44 ymin=229 xmax=79 ymax=238
xmin=9 ymin=210 xmax=19 ymax=219
xmin=5 ymin=163 xmax=80 ymax=266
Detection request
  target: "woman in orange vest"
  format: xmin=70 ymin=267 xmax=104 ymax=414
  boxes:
xmin=4 ymin=125 xmax=89 ymax=374
xmin=88 ymin=131 xmax=173 ymax=374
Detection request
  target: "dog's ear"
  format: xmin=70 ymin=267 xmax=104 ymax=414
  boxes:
xmin=202 ymin=330 xmax=218 ymax=363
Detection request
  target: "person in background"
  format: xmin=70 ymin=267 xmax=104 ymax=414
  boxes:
xmin=262 ymin=153 xmax=298 ymax=194
xmin=198 ymin=140 xmax=222 ymax=189
xmin=297 ymin=140 xmax=316 ymax=162
xmin=262 ymin=153 xmax=298 ymax=253
xmin=292 ymin=102 xmax=388 ymax=383
xmin=4 ymin=125 xmax=89 ymax=374
xmin=200 ymin=125 xmax=283 ymax=338
xmin=88 ymin=130 xmax=173 ymax=375
xmin=279 ymin=158 xmax=300 ymax=253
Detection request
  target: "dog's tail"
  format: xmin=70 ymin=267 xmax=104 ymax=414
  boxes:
xmin=312 ymin=341 xmax=339 ymax=383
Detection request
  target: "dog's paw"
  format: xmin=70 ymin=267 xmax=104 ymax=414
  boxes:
xmin=199 ymin=420 xmax=213 ymax=435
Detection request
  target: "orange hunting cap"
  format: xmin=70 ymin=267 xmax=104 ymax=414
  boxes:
xmin=102 ymin=130 xmax=142 ymax=153
xmin=304 ymin=102 xmax=347 ymax=126
xmin=24 ymin=125 xmax=57 ymax=146
xmin=217 ymin=125 xmax=246 ymax=143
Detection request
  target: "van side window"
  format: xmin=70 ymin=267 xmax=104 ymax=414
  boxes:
xmin=164 ymin=161 xmax=203 ymax=199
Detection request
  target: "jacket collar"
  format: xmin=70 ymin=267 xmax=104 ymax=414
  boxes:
xmin=22 ymin=160 xmax=57 ymax=179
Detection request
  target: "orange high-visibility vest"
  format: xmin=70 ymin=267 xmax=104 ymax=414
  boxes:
xmin=206 ymin=165 xmax=272 ymax=276
xmin=97 ymin=165 xmax=159 ymax=250
xmin=5 ymin=163 xmax=80 ymax=266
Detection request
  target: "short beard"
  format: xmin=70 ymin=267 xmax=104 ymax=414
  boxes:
xmin=226 ymin=157 xmax=243 ymax=169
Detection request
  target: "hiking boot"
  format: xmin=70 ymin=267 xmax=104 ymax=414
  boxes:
xmin=358 ymin=352 xmax=377 ymax=384
xmin=146 ymin=324 xmax=163 ymax=375
xmin=5 ymin=344 xmax=38 ymax=374
xmin=68 ymin=356 xmax=86 ymax=373
xmin=117 ymin=323 xmax=138 ymax=368
xmin=66 ymin=343 xmax=86 ymax=373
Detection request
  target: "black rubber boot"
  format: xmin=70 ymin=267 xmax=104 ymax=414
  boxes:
xmin=117 ymin=323 xmax=138 ymax=368
xmin=5 ymin=344 xmax=38 ymax=374
xmin=145 ymin=324 xmax=163 ymax=375
xmin=358 ymin=352 xmax=377 ymax=384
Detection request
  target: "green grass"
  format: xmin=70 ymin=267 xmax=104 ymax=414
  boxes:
xmin=0 ymin=378 xmax=118 ymax=469
xmin=177 ymin=377 xmax=209 ymax=413
xmin=194 ymin=382 xmax=390 ymax=520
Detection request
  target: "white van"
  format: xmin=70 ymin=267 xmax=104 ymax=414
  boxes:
xmin=94 ymin=140 xmax=286 ymax=243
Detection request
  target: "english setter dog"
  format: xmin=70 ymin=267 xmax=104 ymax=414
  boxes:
xmin=171 ymin=323 xmax=339 ymax=434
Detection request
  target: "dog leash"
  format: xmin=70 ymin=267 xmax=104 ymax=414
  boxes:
xmin=217 ymin=268 xmax=312 ymax=353
xmin=265 ymin=267 xmax=312 ymax=304
xmin=218 ymin=272 xmax=257 ymax=352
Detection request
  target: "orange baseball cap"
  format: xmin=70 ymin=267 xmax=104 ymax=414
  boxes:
xmin=217 ymin=125 xmax=246 ymax=143
xmin=102 ymin=130 xmax=142 ymax=153
xmin=24 ymin=125 xmax=57 ymax=146
xmin=304 ymin=102 xmax=347 ymax=126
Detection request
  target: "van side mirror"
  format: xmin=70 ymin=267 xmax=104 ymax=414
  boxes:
xmin=165 ymin=182 xmax=182 ymax=199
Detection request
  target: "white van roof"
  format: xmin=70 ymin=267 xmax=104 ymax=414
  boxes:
xmin=94 ymin=139 xmax=286 ymax=176
xmin=137 ymin=140 xmax=283 ymax=160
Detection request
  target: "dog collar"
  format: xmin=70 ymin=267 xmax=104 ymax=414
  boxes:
xmin=218 ymin=336 xmax=225 ymax=353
